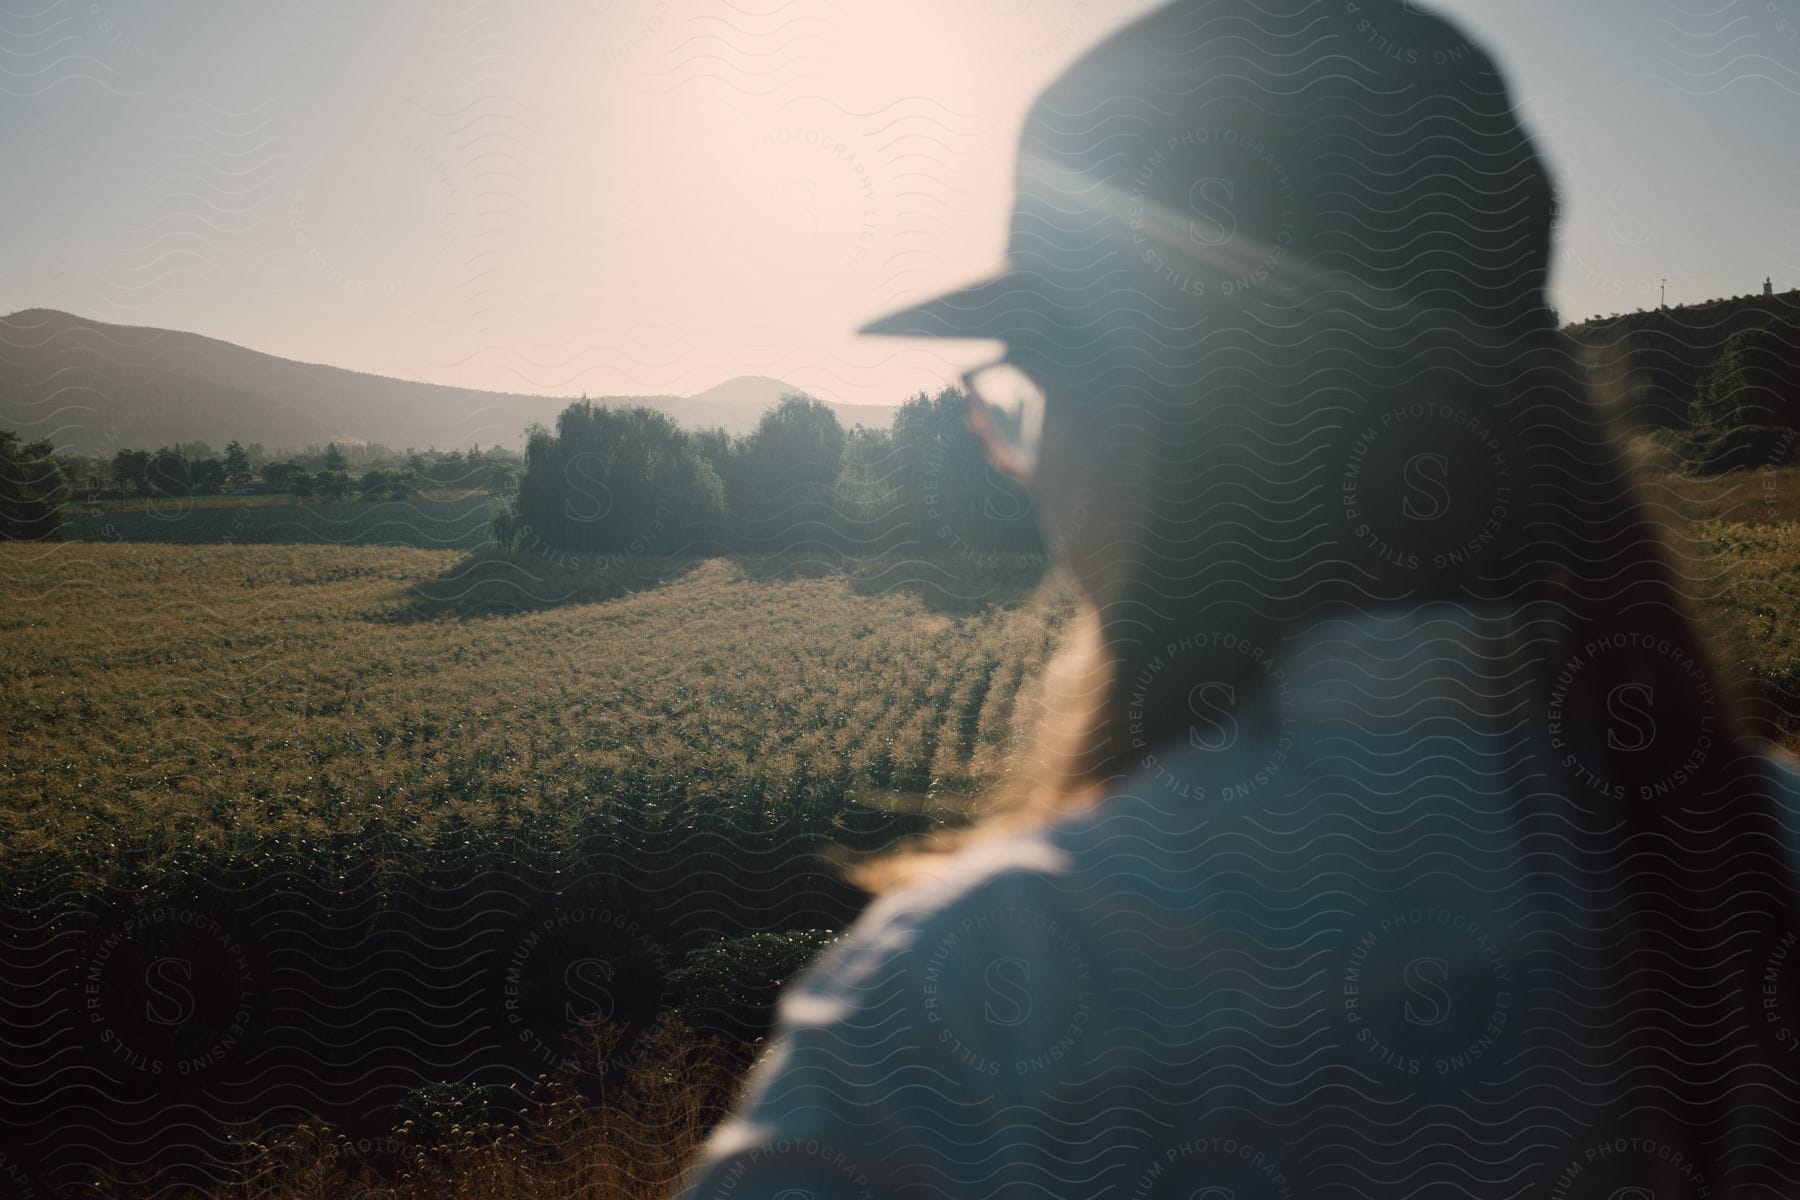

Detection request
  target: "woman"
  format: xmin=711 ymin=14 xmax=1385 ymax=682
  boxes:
xmin=679 ymin=1 xmax=1800 ymax=1195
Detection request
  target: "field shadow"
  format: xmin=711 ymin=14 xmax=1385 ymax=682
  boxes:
xmin=723 ymin=549 xmax=1051 ymax=614
xmin=385 ymin=550 xmax=710 ymax=620
xmin=386 ymin=547 xmax=1054 ymax=621
xmin=842 ymin=552 xmax=1050 ymax=615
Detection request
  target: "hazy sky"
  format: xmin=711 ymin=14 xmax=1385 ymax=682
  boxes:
xmin=2 ymin=0 xmax=1795 ymax=428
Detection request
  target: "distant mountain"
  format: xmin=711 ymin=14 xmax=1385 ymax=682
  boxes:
xmin=0 ymin=309 xmax=899 ymax=453
xmin=1565 ymin=287 xmax=1800 ymax=429
xmin=683 ymin=375 xmax=804 ymax=430
xmin=683 ymin=376 xmax=900 ymax=435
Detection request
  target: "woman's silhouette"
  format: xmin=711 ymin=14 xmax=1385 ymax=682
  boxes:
xmin=679 ymin=1 xmax=1800 ymax=1195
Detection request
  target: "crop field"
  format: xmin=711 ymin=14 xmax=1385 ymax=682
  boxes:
xmin=0 ymin=542 xmax=1077 ymax=1193
xmin=5 ymin=523 xmax=1796 ymax=888
xmin=3 ymin=481 xmax=1799 ymax=1197
xmin=58 ymin=493 xmax=497 ymax=549
xmin=75 ymin=493 xmax=310 ymax=513
xmin=2 ymin=544 xmax=1071 ymax=884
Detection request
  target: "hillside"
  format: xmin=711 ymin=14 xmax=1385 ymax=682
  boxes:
xmin=0 ymin=309 xmax=897 ymax=453
xmin=1565 ymin=287 xmax=1800 ymax=429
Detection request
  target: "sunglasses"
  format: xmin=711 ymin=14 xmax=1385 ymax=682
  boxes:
xmin=960 ymin=356 xmax=1049 ymax=485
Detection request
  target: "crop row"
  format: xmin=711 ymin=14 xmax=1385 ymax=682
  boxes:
xmin=0 ymin=543 xmax=1074 ymax=893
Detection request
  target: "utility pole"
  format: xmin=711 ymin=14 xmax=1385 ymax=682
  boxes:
xmin=1660 ymin=277 xmax=1667 ymax=309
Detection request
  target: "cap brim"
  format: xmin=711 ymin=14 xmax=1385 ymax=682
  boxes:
xmin=855 ymin=270 xmax=1024 ymax=339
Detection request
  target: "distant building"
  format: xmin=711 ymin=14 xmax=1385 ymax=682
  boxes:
xmin=1768 ymin=276 xmax=1775 ymax=296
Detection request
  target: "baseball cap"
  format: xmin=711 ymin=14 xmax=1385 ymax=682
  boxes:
xmin=855 ymin=0 xmax=1555 ymax=348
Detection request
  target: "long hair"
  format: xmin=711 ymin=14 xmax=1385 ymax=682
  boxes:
xmin=850 ymin=0 xmax=1800 ymax=1188
xmin=854 ymin=320 xmax=1773 ymax=877
xmin=853 ymin=316 xmax=1800 ymax=1192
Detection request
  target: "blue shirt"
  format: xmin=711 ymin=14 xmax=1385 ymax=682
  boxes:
xmin=677 ymin=604 xmax=1800 ymax=1198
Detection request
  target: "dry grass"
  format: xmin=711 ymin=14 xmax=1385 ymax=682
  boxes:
xmin=81 ymin=1019 xmax=743 ymax=1200
xmin=1676 ymin=521 xmax=1800 ymax=743
xmin=1633 ymin=457 xmax=1800 ymax=528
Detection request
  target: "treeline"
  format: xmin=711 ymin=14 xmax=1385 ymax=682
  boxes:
xmin=65 ymin=441 xmax=521 ymax=503
xmin=1569 ymin=287 xmax=1800 ymax=430
xmin=11 ymin=324 xmax=1800 ymax=549
xmin=1680 ymin=316 xmax=1800 ymax=473
xmin=0 ymin=435 xmax=528 ymax=541
xmin=498 ymin=388 xmax=1045 ymax=562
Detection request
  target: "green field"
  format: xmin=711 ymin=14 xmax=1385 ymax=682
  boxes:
xmin=0 ymin=543 xmax=1071 ymax=891
xmin=5 ymin=498 xmax=1800 ymax=1199
xmin=74 ymin=492 xmax=312 ymax=512
xmin=59 ymin=494 xmax=497 ymax=549
xmin=6 ymin=515 xmax=1800 ymax=890
xmin=0 ymin=542 xmax=1082 ymax=1198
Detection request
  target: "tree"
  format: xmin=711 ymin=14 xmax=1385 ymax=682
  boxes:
xmin=741 ymin=395 xmax=845 ymax=490
xmin=690 ymin=427 xmax=733 ymax=473
xmin=146 ymin=448 xmax=191 ymax=497
xmin=223 ymin=441 xmax=251 ymax=489
xmin=515 ymin=400 xmax=725 ymax=555
xmin=484 ymin=455 xmax=519 ymax=496
xmin=322 ymin=442 xmax=349 ymax=473
xmin=837 ymin=424 xmax=902 ymax=550
xmin=189 ymin=457 xmax=226 ymax=495
xmin=488 ymin=499 xmax=520 ymax=551
xmin=263 ymin=460 xmax=307 ymax=493
xmin=0 ymin=430 xmax=68 ymax=539
xmin=725 ymin=395 xmax=847 ymax=551
xmin=313 ymin=469 xmax=352 ymax=501
xmin=426 ymin=449 xmax=470 ymax=489
xmin=1684 ymin=319 xmax=1800 ymax=474
xmin=111 ymin=448 xmax=151 ymax=497
xmin=890 ymin=387 xmax=1043 ymax=561
xmin=52 ymin=453 xmax=98 ymax=497
xmin=359 ymin=466 xmax=420 ymax=501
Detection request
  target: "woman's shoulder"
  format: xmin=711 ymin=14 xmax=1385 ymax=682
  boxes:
xmin=1764 ymin=745 xmax=1800 ymax=792
xmin=803 ymin=831 xmax=1090 ymax=992
xmin=801 ymin=742 xmax=1800 ymax=1009
xmin=1757 ymin=746 xmax=1800 ymax=850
